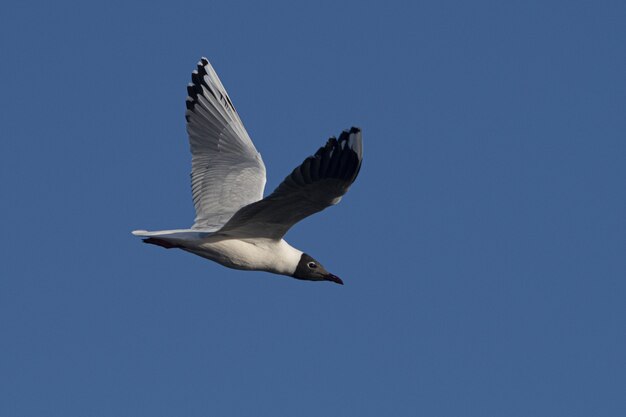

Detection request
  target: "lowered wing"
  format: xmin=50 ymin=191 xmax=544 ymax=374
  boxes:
xmin=218 ymin=127 xmax=362 ymax=239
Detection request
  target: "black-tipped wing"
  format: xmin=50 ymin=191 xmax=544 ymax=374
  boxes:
xmin=186 ymin=58 xmax=266 ymax=230
xmin=217 ymin=127 xmax=363 ymax=239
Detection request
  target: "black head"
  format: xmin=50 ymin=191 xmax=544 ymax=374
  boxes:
xmin=292 ymin=253 xmax=343 ymax=285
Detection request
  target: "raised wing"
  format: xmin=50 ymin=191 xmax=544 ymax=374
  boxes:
xmin=186 ymin=58 xmax=266 ymax=230
xmin=218 ymin=127 xmax=363 ymax=239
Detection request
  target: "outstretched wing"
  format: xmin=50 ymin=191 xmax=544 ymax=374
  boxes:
xmin=186 ymin=57 xmax=266 ymax=230
xmin=218 ymin=127 xmax=363 ymax=239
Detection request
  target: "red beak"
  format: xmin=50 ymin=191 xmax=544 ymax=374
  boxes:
xmin=325 ymin=274 xmax=344 ymax=285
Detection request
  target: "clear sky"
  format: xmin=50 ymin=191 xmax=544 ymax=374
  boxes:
xmin=1 ymin=1 xmax=625 ymax=416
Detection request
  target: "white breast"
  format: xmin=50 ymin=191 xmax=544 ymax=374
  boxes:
xmin=188 ymin=237 xmax=303 ymax=276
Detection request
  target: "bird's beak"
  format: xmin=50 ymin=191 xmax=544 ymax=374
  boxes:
xmin=325 ymin=274 xmax=344 ymax=285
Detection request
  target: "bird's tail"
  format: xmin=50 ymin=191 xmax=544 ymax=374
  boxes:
xmin=131 ymin=229 xmax=210 ymax=249
xmin=141 ymin=237 xmax=181 ymax=249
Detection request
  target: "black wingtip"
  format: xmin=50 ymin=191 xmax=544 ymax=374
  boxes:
xmin=305 ymin=126 xmax=364 ymax=184
xmin=338 ymin=126 xmax=362 ymax=142
xmin=186 ymin=59 xmax=218 ymax=117
xmin=336 ymin=126 xmax=363 ymax=158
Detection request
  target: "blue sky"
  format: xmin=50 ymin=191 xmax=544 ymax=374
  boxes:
xmin=1 ymin=1 xmax=625 ymax=416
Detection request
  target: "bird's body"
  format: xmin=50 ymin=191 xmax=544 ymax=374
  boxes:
xmin=133 ymin=58 xmax=362 ymax=284
xmin=193 ymin=238 xmax=302 ymax=275
xmin=134 ymin=230 xmax=302 ymax=275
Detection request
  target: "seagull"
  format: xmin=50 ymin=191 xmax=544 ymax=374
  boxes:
xmin=132 ymin=58 xmax=362 ymax=285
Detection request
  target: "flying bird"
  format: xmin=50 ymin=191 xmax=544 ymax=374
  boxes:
xmin=132 ymin=58 xmax=362 ymax=285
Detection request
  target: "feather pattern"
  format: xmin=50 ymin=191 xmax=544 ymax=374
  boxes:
xmin=217 ymin=127 xmax=363 ymax=239
xmin=185 ymin=58 xmax=266 ymax=230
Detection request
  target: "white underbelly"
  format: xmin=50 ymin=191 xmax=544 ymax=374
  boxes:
xmin=184 ymin=237 xmax=301 ymax=275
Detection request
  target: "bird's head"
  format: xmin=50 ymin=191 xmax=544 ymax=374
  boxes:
xmin=292 ymin=253 xmax=343 ymax=285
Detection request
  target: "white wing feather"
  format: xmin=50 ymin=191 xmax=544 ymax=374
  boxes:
xmin=185 ymin=58 xmax=266 ymax=230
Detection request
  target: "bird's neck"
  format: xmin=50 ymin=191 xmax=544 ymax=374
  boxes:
xmin=271 ymin=239 xmax=304 ymax=276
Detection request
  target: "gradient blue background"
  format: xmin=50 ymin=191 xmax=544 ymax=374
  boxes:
xmin=1 ymin=1 xmax=625 ymax=416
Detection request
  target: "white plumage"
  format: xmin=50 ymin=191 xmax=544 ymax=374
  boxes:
xmin=133 ymin=58 xmax=363 ymax=284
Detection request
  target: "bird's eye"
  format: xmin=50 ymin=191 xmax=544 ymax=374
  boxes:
xmin=308 ymin=262 xmax=317 ymax=269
